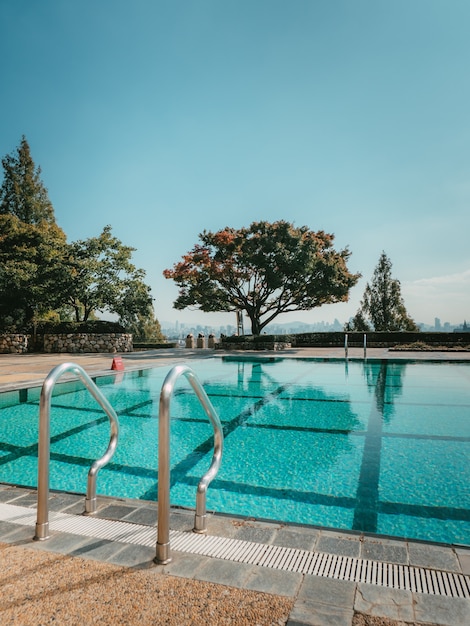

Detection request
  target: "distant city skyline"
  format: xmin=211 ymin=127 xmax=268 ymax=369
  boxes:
xmin=161 ymin=314 xmax=468 ymax=338
xmin=0 ymin=1 xmax=469 ymax=328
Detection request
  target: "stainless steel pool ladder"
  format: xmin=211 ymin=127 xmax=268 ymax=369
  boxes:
xmin=155 ymin=364 xmax=224 ymax=565
xmin=344 ymin=333 xmax=367 ymax=360
xmin=34 ymin=363 xmax=119 ymax=541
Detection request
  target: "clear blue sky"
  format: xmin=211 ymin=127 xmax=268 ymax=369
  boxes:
xmin=1 ymin=0 xmax=469 ymax=328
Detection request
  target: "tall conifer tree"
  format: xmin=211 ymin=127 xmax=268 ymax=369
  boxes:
xmin=0 ymin=136 xmax=56 ymax=224
xmin=347 ymin=252 xmax=417 ymax=331
xmin=0 ymin=137 xmax=66 ymax=329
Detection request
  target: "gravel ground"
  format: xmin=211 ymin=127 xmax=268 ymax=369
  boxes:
xmin=0 ymin=542 xmax=294 ymax=625
xmin=1 ymin=542 xmax=429 ymax=626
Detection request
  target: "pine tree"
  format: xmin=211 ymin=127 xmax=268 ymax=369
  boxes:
xmin=348 ymin=252 xmax=418 ymax=331
xmin=0 ymin=136 xmax=56 ymax=224
xmin=0 ymin=137 xmax=66 ymax=329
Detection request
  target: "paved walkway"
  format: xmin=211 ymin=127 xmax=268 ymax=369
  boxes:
xmin=1 ymin=347 xmax=469 ymax=625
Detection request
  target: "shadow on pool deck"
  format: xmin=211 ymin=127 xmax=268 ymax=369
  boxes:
xmin=1 ymin=347 xmax=470 ymax=625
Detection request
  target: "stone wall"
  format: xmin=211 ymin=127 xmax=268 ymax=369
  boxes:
xmin=0 ymin=334 xmax=29 ymax=354
xmin=43 ymin=333 xmax=133 ymax=353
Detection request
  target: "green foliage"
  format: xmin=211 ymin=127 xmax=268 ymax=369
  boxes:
xmin=0 ymin=136 xmax=56 ymax=224
xmin=125 ymin=309 xmax=165 ymax=341
xmin=344 ymin=310 xmax=371 ymax=332
xmin=164 ymin=220 xmax=360 ymax=334
xmin=0 ymin=137 xmax=158 ymax=336
xmin=0 ymin=137 xmax=68 ymax=329
xmin=36 ymin=320 xmax=127 ymax=334
xmin=0 ymin=213 xmax=67 ymax=330
xmin=60 ymin=225 xmax=153 ymax=323
xmin=220 ymin=334 xmax=292 ymax=344
xmin=348 ymin=252 xmax=418 ymax=332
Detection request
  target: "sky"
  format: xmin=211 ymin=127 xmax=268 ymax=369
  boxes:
xmin=1 ymin=0 xmax=469 ymax=330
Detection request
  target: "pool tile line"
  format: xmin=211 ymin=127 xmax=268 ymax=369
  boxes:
xmin=140 ymin=382 xmax=293 ymax=501
xmin=0 ymin=500 xmax=469 ymax=600
xmin=352 ymin=361 xmax=387 ymax=533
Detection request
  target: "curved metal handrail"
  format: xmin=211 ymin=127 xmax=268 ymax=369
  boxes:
xmin=155 ymin=364 xmax=224 ymax=565
xmin=34 ymin=362 xmax=119 ymax=540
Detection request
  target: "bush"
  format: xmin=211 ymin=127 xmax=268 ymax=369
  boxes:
xmin=220 ymin=334 xmax=292 ymax=344
xmin=34 ymin=320 xmax=127 ymax=334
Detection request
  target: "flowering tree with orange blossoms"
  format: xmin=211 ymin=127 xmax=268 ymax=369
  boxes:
xmin=164 ymin=220 xmax=360 ymax=335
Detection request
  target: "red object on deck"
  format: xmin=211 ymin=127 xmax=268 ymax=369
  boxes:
xmin=111 ymin=357 xmax=124 ymax=371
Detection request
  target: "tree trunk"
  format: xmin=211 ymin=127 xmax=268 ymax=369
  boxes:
xmin=249 ymin=316 xmax=261 ymax=335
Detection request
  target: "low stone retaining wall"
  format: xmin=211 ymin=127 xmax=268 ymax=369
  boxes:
xmin=43 ymin=333 xmax=133 ymax=353
xmin=0 ymin=334 xmax=29 ymax=354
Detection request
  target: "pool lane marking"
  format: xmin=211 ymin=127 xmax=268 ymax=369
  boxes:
xmin=139 ymin=383 xmax=293 ymax=500
xmin=352 ymin=360 xmax=388 ymax=533
xmin=138 ymin=357 xmax=315 ymax=501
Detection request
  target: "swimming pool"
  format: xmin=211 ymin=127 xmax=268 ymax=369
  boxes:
xmin=0 ymin=357 xmax=469 ymax=546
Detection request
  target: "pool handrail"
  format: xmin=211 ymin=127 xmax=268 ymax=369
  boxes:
xmin=345 ymin=332 xmax=368 ymax=360
xmin=155 ymin=364 xmax=224 ymax=565
xmin=34 ymin=362 xmax=119 ymax=541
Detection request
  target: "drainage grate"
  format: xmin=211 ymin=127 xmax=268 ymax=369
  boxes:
xmin=1 ymin=502 xmax=469 ymax=599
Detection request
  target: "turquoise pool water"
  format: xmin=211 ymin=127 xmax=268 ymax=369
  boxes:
xmin=0 ymin=357 xmax=469 ymax=546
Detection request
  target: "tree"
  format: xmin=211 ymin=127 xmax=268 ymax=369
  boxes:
xmin=0 ymin=137 xmax=67 ymax=329
xmin=126 ymin=308 xmax=165 ymax=342
xmin=0 ymin=215 xmax=67 ymax=328
xmin=347 ymin=252 xmax=418 ymax=331
xmin=0 ymin=136 xmax=56 ymax=224
xmin=164 ymin=220 xmax=360 ymax=334
xmin=61 ymin=225 xmax=154 ymax=324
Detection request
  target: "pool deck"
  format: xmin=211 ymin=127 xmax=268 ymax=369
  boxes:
xmin=1 ymin=347 xmax=469 ymax=625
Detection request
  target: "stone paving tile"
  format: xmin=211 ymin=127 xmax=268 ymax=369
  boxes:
xmin=288 ymin=601 xmax=354 ymax=626
xmin=0 ymin=487 xmax=26 ymax=502
xmin=194 ymin=556 xmax=254 ymax=589
xmin=27 ymin=531 xmax=94 ymax=555
xmin=47 ymin=491 xmax=86 ymax=512
xmin=65 ymin=537 xmax=129 ymax=562
xmin=354 ymin=584 xmax=414 ymax=622
xmin=408 ymin=542 xmax=461 ymax=572
xmin=455 ymin=547 xmax=470 ymax=576
xmin=108 ymin=543 xmax=155 ymax=568
xmin=11 ymin=492 xmax=42 ymax=507
xmin=205 ymin=513 xmax=242 ymax=538
xmin=0 ymin=521 xmax=35 ymax=542
xmin=123 ymin=505 xmax=158 ymax=526
xmin=361 ymin=537 xmax=408 ymax=564
xmin=232 ymin=520 xmax=279 ymax=544
xmin=316 ymin=532 xmax=362 ymax=558
xmin=168 ymin=508 xmax=196 ymax=532
xmin=244 ymin=564 xmax=302 ymax=596
xmin=160 ymin=551 xmax=213 ymax=578
xmin=414 ymin=592 xmax=470 ymax=626
xmin=297 ymin=576 xmax=356 ymax=609
xmin=272 ymin=526 xmax=319 ymax=550
xmin=98 ymin=503 xmax=141 ymax=520
xmin=58 ymin=499 xmax=88 ymax=515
